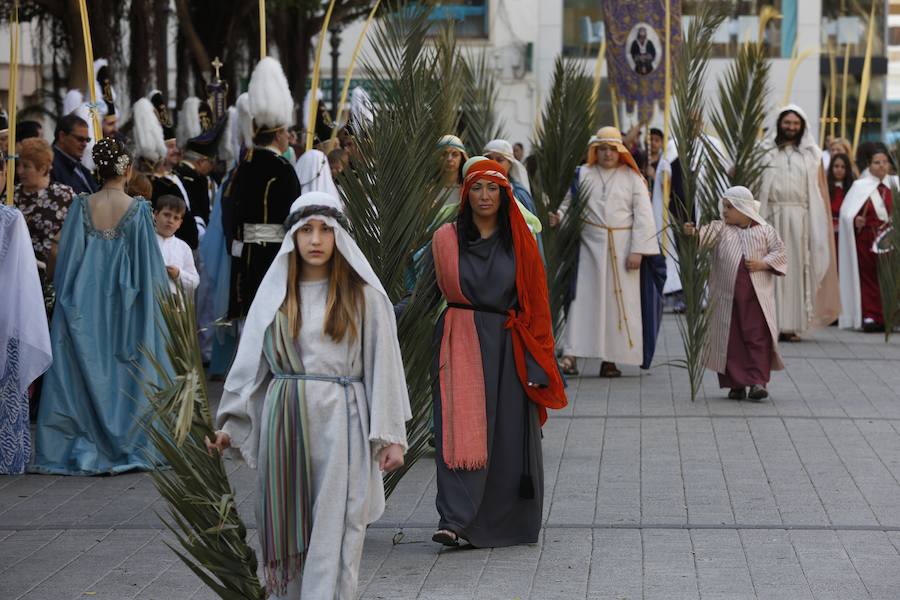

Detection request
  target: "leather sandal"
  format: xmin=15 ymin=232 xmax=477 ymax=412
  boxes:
xmin=748 ymin=385 xmax=768 ymax=400
xmin=599 ymin=361 xmax=621 ymax=378
xmin=559 ymin=356 xmax=579 ymax=375
xmin=432 ymin=529 xmax=460 ymax=547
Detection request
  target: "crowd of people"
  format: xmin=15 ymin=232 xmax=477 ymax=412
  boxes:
xmin=0 ymin=51 xmax=897 ymax=599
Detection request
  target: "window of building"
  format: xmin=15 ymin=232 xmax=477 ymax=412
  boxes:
xmin=427 ymin=1 xmax=489 ymax=39
xmin=681 ymin=0 xmax=791 ymax=58
xmin=562 ymin=0 xmax=604 ymax=58
xmin=821 ymin=0 xmax=886 ymax=56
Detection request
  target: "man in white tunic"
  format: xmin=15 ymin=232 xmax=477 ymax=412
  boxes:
xmin=552 ymin=127 xmax=660 ymax=377
xmin=758 ymin=104 xmax=840 ymax=340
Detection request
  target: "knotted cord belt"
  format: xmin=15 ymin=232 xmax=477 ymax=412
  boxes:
xmin=583 ymin=218 xmax=635 ymax=349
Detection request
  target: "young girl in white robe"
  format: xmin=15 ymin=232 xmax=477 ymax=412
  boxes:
xmin=207 ymin=191 xmax=410 ymax=599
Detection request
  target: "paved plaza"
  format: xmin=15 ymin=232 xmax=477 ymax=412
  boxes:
xmin=3 ymin=317 xmax=900 ymax=599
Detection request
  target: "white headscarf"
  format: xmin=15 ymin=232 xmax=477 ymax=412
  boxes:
xmin=294 ymin=149 xmax=340 ymax=198
xmin=350 ymin=86 xmax=374 ymax=130
xmin=483 ymin=139 xmax=531 ymax=195
xmin=721 ymin=185 xmax=767 ymax=227
xmin=765 ymin=104 xmax=820 ymax=156
xmin=224 ymin=192 xmax=388 ymax=395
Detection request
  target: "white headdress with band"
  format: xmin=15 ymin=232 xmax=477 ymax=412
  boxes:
xmin=483 ymin=138 xmax=531 ymax=195
xmin=721 ymin=185 xmax=767 ymax=227
xmin=224 ymin=191 xmax=388 ymax=395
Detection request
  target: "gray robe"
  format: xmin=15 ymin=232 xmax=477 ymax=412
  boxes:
xmin=432 ymin=231 xmax=546 ymax=547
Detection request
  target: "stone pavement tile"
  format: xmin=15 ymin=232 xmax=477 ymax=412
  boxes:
xmin=678 ymin=418 xmax=734 ymax=525
xmin=839 ymin=530 xmax=900 ymax=600
xmin=821 ymin=420 xmax=900 ymax=526
xmin=546 ymin=418 xmax=604 ymax=525
xmin=783 ymin=419 xmax=879 ymax=527
xmin=378 ymin=460 xmax=434 ymax=525
xmin=690 ymin=529 xmax=755 ymax=599
xmin=712 ymin=419 xmax=781 ymax=525
xmin=357 ymin=528 xmax=396 ymax=594
xmin=641 ymin=529 xmax=700 ymax=600
xmin=740 ymin=530 xmax=814 ymax=600
xmin=1 ymin=528 xmax=111 ymax=599
xmin=594 ymin=420 xmax=640 ymax=525
xmin=359 ymin=528 xmax=439 ymax=600
xmin=0 ymin=530 xmax=63 ymax=579
xmin=606 ymin=375 xmax=641 ymax=416
xmin=0 ymin=475 xmax=64 ymax=524
xmin=17 ymin=529 xmax=158 ymax=600
xmin=748 ymin=419 xmax=828 ymax=526
xmin=836 ymin=360 xmax=900 ymax=419
xmin=473 ymin=537 xmax=541 ymax=599
xmin=857 ymin=419 xmax=900 ymax=486
xmin=409 ymin=542 xmax=488 ymax=600
xmin=789 ymin=530 xmax=869 ymax=600
xmin=587 ymin=529 xmax=642 ymax=600
xmin=531 ymin=528 xmax=591 ymax=599
xmin=82 ymin=531 xmax=182 ymax=600
xmin=572 ymin=376 xmax=609 ymax=417
xmin=132 ymin=559 xmax=210 ymax=600
xmin=641 ymin=419 xmax=687 ymax=525
xmin=34 ymin=473 xmax=145 ymax=529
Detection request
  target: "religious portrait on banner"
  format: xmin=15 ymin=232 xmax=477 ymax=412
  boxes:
xmin=602 ymin=0 xmax=682 ymax=121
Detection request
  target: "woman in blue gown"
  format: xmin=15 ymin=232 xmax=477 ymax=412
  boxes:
xmin=32 ymin=138 xmax=169 ymax=475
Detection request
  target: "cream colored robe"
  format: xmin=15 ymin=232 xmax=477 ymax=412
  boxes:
xmin=702 ymin=220 xmax=786 ymax=374
xmin=560 ymin=164 xmax=659 ymax=365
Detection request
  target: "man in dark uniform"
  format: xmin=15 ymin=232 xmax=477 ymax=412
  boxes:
xmin=228 ymin=57 xmax=301 ymax=319
xmin=173 ymin=106 xmax=224 ymax=246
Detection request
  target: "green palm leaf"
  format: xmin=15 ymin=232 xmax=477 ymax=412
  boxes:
xmin=531 ymin=57 xmax=595 ymax=334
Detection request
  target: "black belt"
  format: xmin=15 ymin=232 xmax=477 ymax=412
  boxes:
xmin=447 ymin=302 xmax=512 ymax=317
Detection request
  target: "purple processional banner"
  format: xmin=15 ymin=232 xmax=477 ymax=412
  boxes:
xmin=601 ymin=0 xmax=683 ymax=123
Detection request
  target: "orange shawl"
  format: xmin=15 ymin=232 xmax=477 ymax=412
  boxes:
xmin=433 ymin=159 xmax=567 ymax=470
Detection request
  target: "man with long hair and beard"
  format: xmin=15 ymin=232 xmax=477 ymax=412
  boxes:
xmin=757 ymin=105 xmax=840 ymax=341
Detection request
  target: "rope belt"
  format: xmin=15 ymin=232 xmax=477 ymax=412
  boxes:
xmin=583 ymin=219 xmax=635 ymax=349
xmin=244 ymin=223 xmax=285 ymax=245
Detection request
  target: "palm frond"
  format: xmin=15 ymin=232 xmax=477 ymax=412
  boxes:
xmin=460 ymin=49 xmax=505 ymax=153
xmin=707 ymin=40 xmax=771 ymax=198
xmin=531 ymin=57 xmax=596 ymax=334
xmin=139 ymin=285 xmax=264 ymax=599
xmin=669 ymin=4 xmax=727 ymax=402
xmin=877 ymin=180 xmax=900 ymax=341
xmin=337 ymin=8 xmax=464 ymax=496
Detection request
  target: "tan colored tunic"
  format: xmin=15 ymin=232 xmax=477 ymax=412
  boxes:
xmin=560 ymin=164 xmax=659 ymax=365
xmin=703 ymin=221 xmax=787 ymax=374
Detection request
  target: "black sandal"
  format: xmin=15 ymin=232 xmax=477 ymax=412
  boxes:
xmin=599 ymin=361 xmax=621 ymax=378
xmin=432 ymin=529 xmax=460 ymax=547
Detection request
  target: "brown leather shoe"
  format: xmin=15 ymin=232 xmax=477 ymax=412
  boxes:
xmin=728 ymin=387 xmax=746 ymax=400
xmin=599 ymin=361 xmax=621 ymax=378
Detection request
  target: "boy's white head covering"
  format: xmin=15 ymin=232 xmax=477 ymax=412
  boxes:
xmin=483 ymin=138 xmax=531 ymax=195
xmin=224 ymin=191 xmax=388 ymax=394
xmin=132 ymin=97 xmax=168 ymax=164
xmin=295 ymin=149 xmax=339 ymax=198
xmin=249 ymin=57 xmax=294 ymax=132
xmin=721 ymin=185 xmax=766 ymax=227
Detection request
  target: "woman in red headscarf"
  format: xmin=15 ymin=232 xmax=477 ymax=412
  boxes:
xmin=430 ymin=158 xmax=567 ymax=548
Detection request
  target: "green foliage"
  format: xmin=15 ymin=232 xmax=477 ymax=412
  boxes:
xmin=337 ymin=7 xmax=462 ymax=496
xmin=877 ymin=181 xmax=900 ymax=341
xmin=669 ymin=4 xmax=727 ymax=402
xmin=140 ymin=286 xmax=265 ymax=600
xmin=459 ymin=49 xmax=505 ymax=154
xmin=531 ymin=58 xmax=596 ymax=334
xmin=707 ymin=41 xmax=771 ymax=198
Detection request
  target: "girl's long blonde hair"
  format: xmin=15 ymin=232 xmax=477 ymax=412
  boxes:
xmin=281 ymin=234 xmax=366 ymax=342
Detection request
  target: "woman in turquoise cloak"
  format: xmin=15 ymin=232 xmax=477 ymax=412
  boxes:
xmin=32 ymin=138 xmax=169 ymax=475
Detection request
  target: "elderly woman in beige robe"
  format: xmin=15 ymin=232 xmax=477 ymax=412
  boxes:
xmin=689 ymin=186 xmax=787 ymax=400
xmin=551 ymin=127 xmax=659 ymax=377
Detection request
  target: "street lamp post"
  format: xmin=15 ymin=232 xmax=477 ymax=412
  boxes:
xmin=330 ymin=26 xmax=342 ymax=125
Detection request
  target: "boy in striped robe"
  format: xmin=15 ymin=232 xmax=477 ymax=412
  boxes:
xmin=686 ymin=186 xmax=787 ymax=400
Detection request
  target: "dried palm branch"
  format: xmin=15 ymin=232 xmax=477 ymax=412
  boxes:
xmin=139 ymin=285 xmax=264 ymax=600
xmin=669 ymin=4 xmax=726 ymax=401
xmin=531 ymin=57 xmax=595 ymax=334
xmin=337 ymin=7 xmax=464 ymax=496
xmin=707 ymin=40 xmax=771 ymax=198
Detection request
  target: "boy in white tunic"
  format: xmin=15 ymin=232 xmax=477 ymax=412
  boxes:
xmin=207 ymin=192 xmax=410 ymax=600
xmin=154 ymin=194 xmax=199 ymax=295
xmin=550 ymin=127 xmax=660 ymax=377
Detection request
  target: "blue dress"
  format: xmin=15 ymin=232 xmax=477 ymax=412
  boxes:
xmin=31 ymin=194 xmax=169 ymax=475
